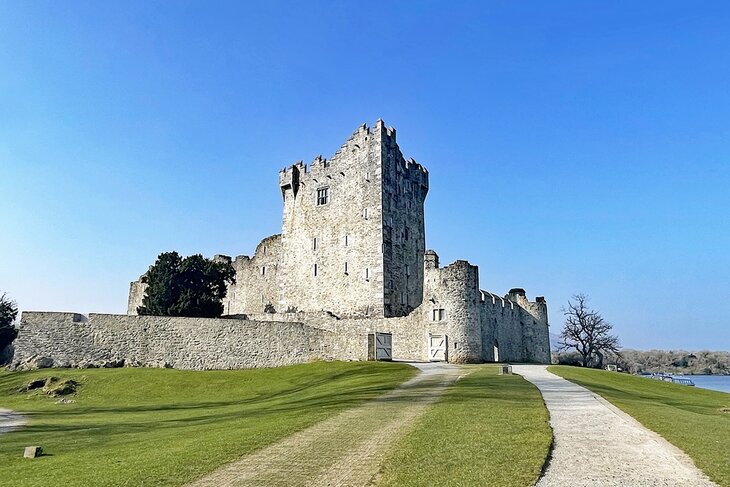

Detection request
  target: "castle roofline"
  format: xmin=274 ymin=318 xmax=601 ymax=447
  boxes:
xmin=278 ymin=120 xmax=427 ymax=177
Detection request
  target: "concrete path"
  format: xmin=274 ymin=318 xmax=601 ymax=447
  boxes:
xmin=513 ymin=365 xmax=718 ymax=487
xmin=0 ymin=408 xmax=25 ymax=434
xmin=186 ymin=362 xmax=465 ymax=487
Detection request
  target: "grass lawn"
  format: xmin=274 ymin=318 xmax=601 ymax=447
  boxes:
xmin=550 ymin=365 xmax=730 ymax=487
xmin=0 ymin=361 xmax=415 ymax=487
xmin=376 ymin=365 xmax=552 ymax=487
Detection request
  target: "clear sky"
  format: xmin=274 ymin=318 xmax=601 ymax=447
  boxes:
xmin=1 ymin=1 xmax=729 ymax=350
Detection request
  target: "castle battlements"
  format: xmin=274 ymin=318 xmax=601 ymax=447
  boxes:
xmin=279 ymin=120 xmax=428 ymax=200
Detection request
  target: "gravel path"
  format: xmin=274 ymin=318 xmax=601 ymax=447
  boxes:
xmin=186 ymin=362 xmax=465 ymax=487
xmin=513 ymin=365 xmax=718 ymax=487
xmin=0 ymin=408 xmax=26 ymax=434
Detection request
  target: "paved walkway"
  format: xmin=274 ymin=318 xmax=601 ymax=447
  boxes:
xmin=0 ymin=408 xmax=25 ymax=434
xmin=513 ymin=365 xmax=718 ymax=487
xmin=186 ymin=362 xmax=465 ymax=487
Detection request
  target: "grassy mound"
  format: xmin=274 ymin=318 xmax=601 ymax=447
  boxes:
xmin=376 ymin=365 xmax=551 ymax=487
xmin=0 ymin=361 xmax=415 ymax=487
xmin=550 ymin=365 xmax=730 ymax=487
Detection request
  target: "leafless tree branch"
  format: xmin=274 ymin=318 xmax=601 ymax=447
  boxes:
xmin=559 ymin=293 xmax=620 ymax=367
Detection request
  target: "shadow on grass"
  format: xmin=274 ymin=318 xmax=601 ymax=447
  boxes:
xmin=5 ymin=371 xmax=532 ymax=438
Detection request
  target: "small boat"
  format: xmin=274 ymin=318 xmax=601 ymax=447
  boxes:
xmin=645 ymin=373 xmax=695 ymax=386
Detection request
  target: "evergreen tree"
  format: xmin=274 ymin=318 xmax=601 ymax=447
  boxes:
xmin=137 ymin=252 xmax=236 ymax=318
xmin=0 ymin=292 xmax=19 ymax=350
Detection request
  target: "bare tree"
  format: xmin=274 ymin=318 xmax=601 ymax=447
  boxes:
xmin=559 ymin=294 xmax=620 ymax=368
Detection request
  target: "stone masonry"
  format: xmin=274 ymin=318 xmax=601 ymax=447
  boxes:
xmin=14 ymin=120 xmax=549 ymax=369
xmin=127 ymin=119 xmax=550 ymax=364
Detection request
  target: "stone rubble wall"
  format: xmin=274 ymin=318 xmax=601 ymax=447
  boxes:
xmin=224 ymin=308 xmax=446 ymax=362
xmin=12 ymin=312 xmax=339 ymax=370
xmin=301 ymin=309 xmax=448 ymax=362
xmin=12 ymin=279 xmax=550 ymax=370
xmin=222 ymin=234 xmax=283 ymax=315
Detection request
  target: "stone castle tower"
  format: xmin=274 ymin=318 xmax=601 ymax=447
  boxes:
xmin=129 ymin=120 xmax=429 ymax=319
xmin=277 ymin=119 xmax=428 ymax=318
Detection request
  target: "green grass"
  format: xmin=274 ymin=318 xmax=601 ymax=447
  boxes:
xmin=550 ymin=365 xmax=730 ymax=487
xmin=376 ymin=365 xmax=552 ymax=487
xmin=0 ymin=361 xmax=415 ymax=487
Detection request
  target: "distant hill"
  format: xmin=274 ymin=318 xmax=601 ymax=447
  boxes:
xmin=554 ymin=349 xmax=730 ymax=375
xmin=615 ymin=350 xmax=730 ymax=375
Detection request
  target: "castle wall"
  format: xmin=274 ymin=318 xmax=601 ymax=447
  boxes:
xmin=222 ymin=234 xmax=282 ymax=314
xmin=478 ymin=290 xmax=551 ymax=364
xmin=480 ymin=293 xmax=524 ymax=362
xmin=380 ymin=126 xmax=429 ymax=317
xmin=277 ymin=122 xmax=387 ymax=317
xmin=13 ymin=312 xmax=337 ymax=370
xmin=239 ymin=307 xmax=445 ymax=362
xmin=517 ymin=297 xmax=551 ymax=363
xmin=18 ymin=262 xmax=550 ymax=371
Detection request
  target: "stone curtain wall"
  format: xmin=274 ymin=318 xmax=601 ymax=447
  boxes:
xmin=237 ymin=309 xmax=444 ymax=362
xmin=13 ymin=312 xmax=338 ymax=370
xmin=11 ymin=311 xmax=437 ymax=369
xmin=302 ymin=310 xmax=448 ymax=363
xmin=222 ymin=234 xmax=283 ymax=315
xmin=14 ymin=283 xmax=549 ymax=370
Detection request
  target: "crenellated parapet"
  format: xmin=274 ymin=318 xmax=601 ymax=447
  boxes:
xmin=279 ymin=122 xmax=374 ymax=200
xmin=278 ymin=120 xmax=429 ymax=204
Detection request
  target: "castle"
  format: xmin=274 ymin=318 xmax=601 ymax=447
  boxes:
xmin=12 ymin=120 xmax=550 ymax=370
xmin=129 ymin=119 xmax=550 ymax=363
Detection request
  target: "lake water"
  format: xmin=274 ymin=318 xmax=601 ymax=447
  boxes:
xmin=683 ymin=375 xmax=730 ymax=394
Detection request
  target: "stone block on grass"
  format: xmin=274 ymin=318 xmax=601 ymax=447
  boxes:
xmin=23 ymin=446 xmax=42 ymax=459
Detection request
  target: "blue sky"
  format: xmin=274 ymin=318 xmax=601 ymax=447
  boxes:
xmin=1 ymin=1 xmax=729 ymax=350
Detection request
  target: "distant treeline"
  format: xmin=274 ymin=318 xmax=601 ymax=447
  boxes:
xmin=554 ymin=349 xmax=730 ymax=375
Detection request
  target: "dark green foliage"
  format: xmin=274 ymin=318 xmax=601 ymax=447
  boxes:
xmin=0 ymin=292 xmax=18 ymax=350
xmin=137 ymin=252 xmax=236 ymax=318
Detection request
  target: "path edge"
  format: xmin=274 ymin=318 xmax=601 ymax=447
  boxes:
xmin=512 ymin=367 xmax=555 ymax=487
xmin=546 ymin=366 xmax=720 ymax=487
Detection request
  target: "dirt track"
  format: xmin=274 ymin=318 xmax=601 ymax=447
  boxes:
xmin=186 ymin=362 xmax=464 ymax=487
xmin=0 ymin=408 xmax=25 ymax=435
